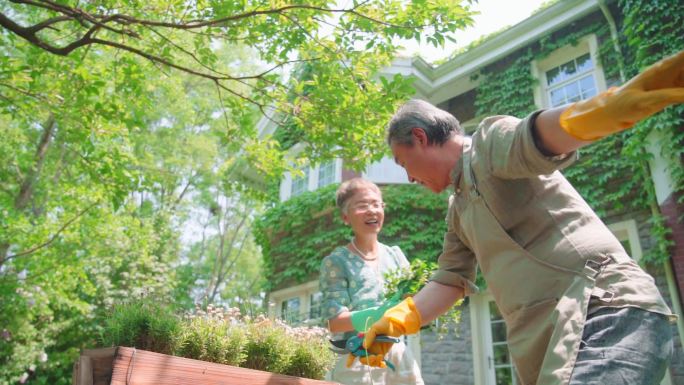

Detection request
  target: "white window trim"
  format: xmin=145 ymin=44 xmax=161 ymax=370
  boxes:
xmin=532 ymin=34 xmax=608 ymax=109
xmin=292 ymin=165 xmax=310 ymax=196
xmin=268 ymin=280 xmax=320 ymax=324
xmin=607 ymin=219 xmax=642 ymax=261
xmin=280 ymin=159 xmax=342 ymax=202
xmin=470 ymin=291 xmax=507 ymax=385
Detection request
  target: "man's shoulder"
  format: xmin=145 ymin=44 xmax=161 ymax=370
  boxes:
xmin=476 ymin=115 xmax=522 ymax=136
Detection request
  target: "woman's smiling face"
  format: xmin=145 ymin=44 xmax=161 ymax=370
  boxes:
xmin=342 ymin=187 xmax=385 ymax=236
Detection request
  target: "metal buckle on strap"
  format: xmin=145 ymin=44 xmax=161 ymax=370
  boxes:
xmin=584 ymin=258 xmax=609 ymax=278
xmin=592 ymin=287 xmax=615 ymax=303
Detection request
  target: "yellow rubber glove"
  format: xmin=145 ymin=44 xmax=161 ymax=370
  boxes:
xmin=360 ymin=297 xmax=422 ymax=367
xmin=560 ymin=49 xmax=684 ymax=141
xmin=345 ymin=343 xmax=388 ymax=369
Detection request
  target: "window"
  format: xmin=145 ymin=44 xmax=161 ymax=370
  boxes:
xmin=546 ymin=53 xmax=597 ymax=107
xmin=309 ymin=292 xmax=322 ymax=320
xmin=488 ymin=301 xmax=517 ymax=385
xmin=291 ymin=167 xmax=309 ymax=197
xmin=269 ymin=281 xmax=322 ymax=327
xmin=318 ymin=162 xmax=335 ymax=188
xmin=533 ymin=34 xmax=607 ymax=110
xmin=607 ymin=219 xmax=642 ymax=261
xmin=281 ymin=297 xmax=301 ymax=324
xmin=470 ymin=293 xmax=518 ymax=385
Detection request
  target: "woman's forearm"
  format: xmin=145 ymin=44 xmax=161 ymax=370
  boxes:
xmin=327 ymin=311 xmax=354 ymax=333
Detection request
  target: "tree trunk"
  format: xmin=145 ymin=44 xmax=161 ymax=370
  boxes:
xmin=0 ymin=113 xmax=55 ymax=269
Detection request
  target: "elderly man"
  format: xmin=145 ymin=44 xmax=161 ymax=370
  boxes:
xmin=361 ymin=49 xmax=684 ymax=385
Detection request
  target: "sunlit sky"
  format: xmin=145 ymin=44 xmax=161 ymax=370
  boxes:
xmin=399 ymin=0 xmax=550 ymax=64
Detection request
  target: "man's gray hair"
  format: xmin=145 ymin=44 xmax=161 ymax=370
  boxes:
xmin=387 ymin=99 xmax=462 ymax=146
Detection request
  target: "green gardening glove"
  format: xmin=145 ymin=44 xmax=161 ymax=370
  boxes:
xmin=350 ymin=299 xmax=400 ymax=332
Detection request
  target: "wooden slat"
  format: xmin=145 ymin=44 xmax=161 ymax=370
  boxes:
xmin=110 ymin=347 xmax=337 ymax=385
xmin=72 ymin=347 xmax=117 ymax=385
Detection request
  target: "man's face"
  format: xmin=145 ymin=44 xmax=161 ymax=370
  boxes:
xmin=391 ymin=130 xmax=450 ymax=193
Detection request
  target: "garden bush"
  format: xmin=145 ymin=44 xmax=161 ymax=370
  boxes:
xmin=97 ymin=301 xmax=335 ymax=379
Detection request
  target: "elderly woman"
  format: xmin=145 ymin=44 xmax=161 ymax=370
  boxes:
xmin=319 ymin=178 xmax=423 ymax=385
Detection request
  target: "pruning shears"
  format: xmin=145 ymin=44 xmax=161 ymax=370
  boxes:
xmin=329 ymin=333 xmax=400 ymax=371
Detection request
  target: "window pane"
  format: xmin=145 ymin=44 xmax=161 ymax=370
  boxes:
xmin=493 ymin=344 xmax=511 ymax=365
xmin=487 ymin=300 xmax=517 ymax=385
xmin=291 ymin=167 xmax=309 ymax=196
xmin=576 ymin=53 xmax=593 ymax=73
xmin=318 ymin=162 xmax=335 ymax=188
xmin=620 ymin=239 xmax=632 ymax=254
xmin=579 ymin=75 xmax=596 ymax=98
xmin=564 ymin=82 xmax=581 ymax=103
xmin=495 ymin=367 xmax=514 ymax=385
xmin=550 ymin=88 xmax=565 ymax=107
xmin=559 ymin=60 xmax=577 ymax=80
xmin=309 ymin=292 xmax=322 ymax=319
xmin=281 ymin=297 xmax=301 ymax=324
xmin=546 ymin=67 xmax=561 ymax=86
xmin=491 ymin=321 xmax=507 ymax=342
xmin=489 ymin=301 xmax=502 ymax=320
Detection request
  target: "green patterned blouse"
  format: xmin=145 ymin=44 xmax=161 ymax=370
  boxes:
xmin=319 ymin=243 xmax=410 ymax=339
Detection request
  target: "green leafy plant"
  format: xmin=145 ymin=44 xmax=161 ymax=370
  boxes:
xmin=175 ymin=313 xmax=247 ymax=366
xmin=98 ymin=300 xmax=181 ymax=355
xmin=383 ymin=259 xmax=464 ymax=336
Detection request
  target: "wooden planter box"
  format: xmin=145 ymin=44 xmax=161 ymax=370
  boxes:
xmin=73 ymin=347 xmax=337 ymax=385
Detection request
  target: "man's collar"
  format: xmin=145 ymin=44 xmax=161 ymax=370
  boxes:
xmin=449 ymin=136 xmax=472 ymax=191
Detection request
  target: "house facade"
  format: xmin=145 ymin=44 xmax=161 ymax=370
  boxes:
xmin=256 ymin=0 xmax=684 ymax=384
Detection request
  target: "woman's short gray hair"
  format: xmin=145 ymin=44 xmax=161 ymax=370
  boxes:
xmin=335 ymin=178 xmax=381 ymax=214
xmin=387 ymin=99 xmax=462 ymax=146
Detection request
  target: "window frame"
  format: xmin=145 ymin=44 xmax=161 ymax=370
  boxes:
xmin=317 ymin=161 xmax=336 ymax=188
xmin=607 ymin=219 xmax=642 ymax=261
xmin=532 ymin=34 xmax=608 ymax=109
xmin=280 ymin=159 xmax=343 ymax=201
xmin=269 ymin=280 xmax=322 ymax=326
xmin=290 ymin=165 xmax=310 ymax=197
xmin=470 ymin=292 xmax=518 ymax=385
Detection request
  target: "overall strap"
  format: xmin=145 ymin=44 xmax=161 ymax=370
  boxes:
xmin=461 ymin=137 xmax=479 ymax=199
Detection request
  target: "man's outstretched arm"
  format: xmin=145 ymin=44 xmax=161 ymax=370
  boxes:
xmin=534 ymin=49 xmax=684 ymax=156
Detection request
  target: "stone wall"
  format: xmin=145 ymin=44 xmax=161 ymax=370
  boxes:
xmin=419 ymin=304 xmax=475 ymax=385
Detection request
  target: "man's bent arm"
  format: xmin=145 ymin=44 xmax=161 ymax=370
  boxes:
xmin=413 ymin=281 xmax=465 ymax=325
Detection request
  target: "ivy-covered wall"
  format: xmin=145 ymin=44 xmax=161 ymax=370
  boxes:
xmin=254 ymin=184 xmax=449 ymax=291
xmin=469 ymin=1 xmax=684 ymax=264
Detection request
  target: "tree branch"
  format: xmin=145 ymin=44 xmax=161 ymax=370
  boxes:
xmin=4 ymin=201 xmax=99 ymax=261
xmin=0 ymin=12 xmax=100 ymax=55
xmin=25 ymin=15 xmax=71 ymax=33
